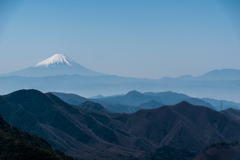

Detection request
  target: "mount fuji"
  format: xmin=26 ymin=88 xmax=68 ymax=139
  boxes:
xmin=2 ymin=54 xmax=103 ymax=77
xmin=0 ymin=54 xmax=239 ymax=102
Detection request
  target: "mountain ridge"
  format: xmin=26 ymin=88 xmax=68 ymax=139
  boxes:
xmin=1 ymin=89 xmax=240 ymax=159
xmin=114 ymin=101 xmax=240 ymax=152
xmin=51 ymin=90 xmax=240 ymax=113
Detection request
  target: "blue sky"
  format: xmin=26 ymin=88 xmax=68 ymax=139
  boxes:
xmin=0 ymin=0 xmax=239 ymax=79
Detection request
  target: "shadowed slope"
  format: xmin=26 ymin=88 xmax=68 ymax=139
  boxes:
xmin=0 ymin=114 xmax=72 ymax=160
xmin=195 ymin=142 xmax=240 ymax=160
xmin=220 ymin=108 xmax=240 ymax=121
xmin=0 ymin=89 xmax=155 ymax=159
xmin=115 ymin=101 xmax=240 ymax=152
xmin=1 ymin=90 xmax=240 ymax=159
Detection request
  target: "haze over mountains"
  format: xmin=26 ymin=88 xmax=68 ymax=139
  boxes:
xmin=51 ymin=90 xmax=240 ymax=113
xmin=0 ymin=54 xmax=239 ymax=103
xmin=1 ymin=89 xmax=240 ymax=159
xmin=2 ymin=54 xmax=103 ymax=77
xmin=178 ymin=69 xmax=240 ymax=81
xmin=1 ymin=0 xmax=239 ymax=159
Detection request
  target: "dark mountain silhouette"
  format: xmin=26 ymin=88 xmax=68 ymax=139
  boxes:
xmin=0 ymin=89 xmax=154 ymax=159
xmin=195 ymin=142 xmax=240 ymax=160
xmin=145 ymin=145 xmax=195 ymax=160
xmin=220 ymin=108 xmax=240 ymax=121
xmin=114 ymin=101 xmax=240 ymax=152
xmin=1 ymin=90 xmax=240 ymax=159
xmin=0 ymin=114 xmax=72 ymax=160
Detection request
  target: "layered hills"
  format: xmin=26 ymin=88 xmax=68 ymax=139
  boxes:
xmin=0 ymin=89 xmax=240 ymax=159
xmin=0 ymin=89 xmax=151 ymax=159
xmin=95 ymin=90 xmax=216 ymax=110
xmin=114 ymin=101 xmax=240 ymax=152
xmin=52 ymin=90 xmax=240 ymax=113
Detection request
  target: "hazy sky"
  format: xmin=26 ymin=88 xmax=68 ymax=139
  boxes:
xmin=0 ymin=0 xmax=239 ymax=79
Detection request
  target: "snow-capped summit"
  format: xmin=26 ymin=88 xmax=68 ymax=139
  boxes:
xmin=35 ymin=54 xmax=78 ymax=67
xmin=2 ymin=54 xmax=103 ymax=77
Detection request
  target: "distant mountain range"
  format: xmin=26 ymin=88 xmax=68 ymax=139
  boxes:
xmin=1 ymin=89 xmax=240 ymax=159
xmin=51 ymin=90 xmax=240 ymax=113
xmin=194 ymin=69 xmax=240 ymax=81
xmin=0 ymin=54 xmax=239 ymax=103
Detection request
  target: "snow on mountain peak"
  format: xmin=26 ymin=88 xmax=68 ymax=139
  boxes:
xmin=35 ymin=54 xmax=78 ymax=67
